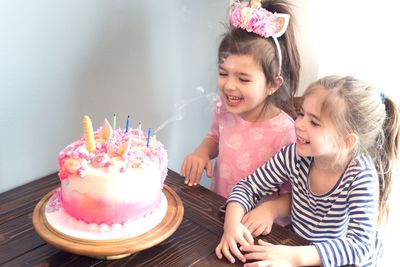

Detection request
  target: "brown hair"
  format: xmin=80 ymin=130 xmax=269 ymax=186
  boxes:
xmin=218 ymin=0 xmax=301 ymax=117
xmin=304 ymin=75 xmax=400 ymax=224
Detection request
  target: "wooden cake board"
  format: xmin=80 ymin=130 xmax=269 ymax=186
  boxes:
xmin=32 ymin=185 xmax=184 ymax=260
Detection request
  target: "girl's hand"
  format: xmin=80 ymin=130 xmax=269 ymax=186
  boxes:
xmin=241 ymin=240 xmax=295 ymax=267
xmin=180 ymin=151 xmax=212 ymax=186
xmin=242 ymin=193 xmax=292 ymax=236
xmin=242 ymin=202 xmax=274 ymax=237
xmin=215 ymin=221 xmax=254 ymax=264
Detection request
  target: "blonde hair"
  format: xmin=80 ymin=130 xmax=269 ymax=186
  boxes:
xmin=304 ymin=75 xmax=400 ymax=224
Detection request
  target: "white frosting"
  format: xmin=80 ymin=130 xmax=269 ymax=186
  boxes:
xmin=63 ymin=162 xmax=163 ymax=201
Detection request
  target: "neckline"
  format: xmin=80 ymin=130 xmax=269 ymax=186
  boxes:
xmin=306 ymin=159 xmax=351 ymax=197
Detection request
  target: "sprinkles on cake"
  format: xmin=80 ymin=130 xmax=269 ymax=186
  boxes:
xmin=58 ymin=116 xmax=165 ymax=180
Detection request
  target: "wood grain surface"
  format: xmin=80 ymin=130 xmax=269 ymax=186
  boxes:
xmin=0 ymin=169 xmax=310 ymax=267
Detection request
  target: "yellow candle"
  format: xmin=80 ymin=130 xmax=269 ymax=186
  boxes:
xmin=83 ymin=115 xmax=96 ymax=153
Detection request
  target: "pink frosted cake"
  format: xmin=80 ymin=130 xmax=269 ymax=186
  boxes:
xmin=57 ymin=116 xmax=168 ymax=226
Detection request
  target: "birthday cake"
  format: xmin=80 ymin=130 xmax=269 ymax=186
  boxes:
xmin=55 ymin=116 xmax=168 ymax=234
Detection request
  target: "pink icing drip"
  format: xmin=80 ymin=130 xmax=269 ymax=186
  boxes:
xmin=61 ymin=190 xmax=162 ymax=225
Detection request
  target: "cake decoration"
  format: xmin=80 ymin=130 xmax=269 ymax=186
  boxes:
xmin=56 ymin=115 xmax=168 ymax=226
xmin=101 ymin=118 xmax=113 ymax=141
xmin=82 ymin=115 xmax=96 ymax=153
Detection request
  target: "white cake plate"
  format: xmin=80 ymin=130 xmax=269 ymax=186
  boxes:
xmin=32 ymin=185 xmax=184 ymax=260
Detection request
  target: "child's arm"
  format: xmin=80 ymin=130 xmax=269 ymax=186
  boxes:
xmin=241 ymin=193 xmax=291 ymax=236
xmin=241 ymin=239 xmax=321 ymax=266
xmin=215 ymin=202 xmax=254 ymax=264
xmin=180 ymin=137 xmax=218 ymax=186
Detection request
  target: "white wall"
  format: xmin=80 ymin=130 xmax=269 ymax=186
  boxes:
xmin=1 ymin=0 xmax=398 ymax=264
xmin=0 ymin=1 xmax=323 ymax=194
xmin=0 ymin=0 xmax=228 ymax=192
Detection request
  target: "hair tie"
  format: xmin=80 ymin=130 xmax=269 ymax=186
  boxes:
xmin=228 ymin=0 xmax=290 ymax=74
xmin=380 ymin=92 xmax=386 ymax=104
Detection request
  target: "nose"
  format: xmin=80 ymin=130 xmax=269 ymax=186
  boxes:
xmin=224 ymin=76 xmax=236 ymax=91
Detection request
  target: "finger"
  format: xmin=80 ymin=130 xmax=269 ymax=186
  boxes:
xmin=253 ymin=224 xmax=265 ymax=237
xmin=242 ymin=215 xmax=253 ymax=230
xmin=188 ymin=162 xmax=199 ymax=186
xmin=205 ymin=160 xmax=213 ymax=177
xmin=180 ymin=159 xmax=186 ymax=176
xmin=221 ymin=242 xmax=237 ymax=263
xmin=240 ymin=243 xmax=269 ymax=253
xmin=246 ymin=221 xmax=256 ymax=234
xmin=242 ymin=213 xmax=249 ymax=225
xmin=244 ymin=251 xmax=269 ymax=261
xmin=227 ymin=240 xmax=246 ymax=263
xmin=244 ymin=260 xmax=274 ymax=267
xmin=215 ymin=242 xmax=223 ymax=259
xmin=243 ymin=227 xmax=254 ymax=245
xmin=193 ymin=174 xmax=201 ymax=186
xmin=193 ymin=163 xmax=204 ymax=186
xmin=181 ymin=160 xmax=190 ymax=184
xmin=262 ymin=225 xmax=272 ymax=236
xmin=257 ymin=239 xmax=272 ymax=246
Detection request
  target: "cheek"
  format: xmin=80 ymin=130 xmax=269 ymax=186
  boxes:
xmin=217 ymin=78 xmax=225 ymax=91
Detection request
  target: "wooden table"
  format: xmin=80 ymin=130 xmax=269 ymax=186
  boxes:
xmin=0 ymin=169 xmax=310 ymax=266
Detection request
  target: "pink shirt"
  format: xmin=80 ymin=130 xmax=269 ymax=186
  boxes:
xmin=207 ymin=100 xmax=296 ymax=198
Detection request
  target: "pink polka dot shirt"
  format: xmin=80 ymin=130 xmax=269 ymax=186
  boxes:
xmin=207 ymin=99 xmax=296 ymax=199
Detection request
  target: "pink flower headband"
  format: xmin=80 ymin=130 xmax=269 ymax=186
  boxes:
xmin=229 ymin=0 xmax=290 ymax=73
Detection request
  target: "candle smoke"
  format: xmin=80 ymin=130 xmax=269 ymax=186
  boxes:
xmin=154 ymin=86 xmax=218 ymax=134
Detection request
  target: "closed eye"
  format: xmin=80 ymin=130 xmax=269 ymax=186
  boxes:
xmin=311 ymin=120 xmax=320 ymax=127
xmin=239 ymin=77 xmax=251 ymax=82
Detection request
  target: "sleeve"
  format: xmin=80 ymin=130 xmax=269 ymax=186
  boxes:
xmin=313 ymin=168 xmax=380 ymax=266
xmin=226 ymin=144 xmax=296 ymax=212
xmin=206 ymin=103 xmax=220 ymax=144
xmin=276 ymin=115 xmax=296 ymax=195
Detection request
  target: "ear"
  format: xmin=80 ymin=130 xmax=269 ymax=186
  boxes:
xmin=344 ymin=133 xmax=358 ymax=150
xmin=266 ymin=76 xmax=284 ymax=96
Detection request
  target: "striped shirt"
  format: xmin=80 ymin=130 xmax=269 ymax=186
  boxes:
xmin=227 ymin=144 xmax=382 ymax=266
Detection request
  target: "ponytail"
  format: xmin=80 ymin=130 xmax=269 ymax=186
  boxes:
xmin=377 ymin=96 xmax=400 ymax=224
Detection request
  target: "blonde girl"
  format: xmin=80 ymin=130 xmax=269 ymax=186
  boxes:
xmin=216 ymin=75 xmax=400 ymax=266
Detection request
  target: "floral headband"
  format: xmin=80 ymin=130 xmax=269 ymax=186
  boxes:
xmin=229 ymin=0 xmax=290 ymax=73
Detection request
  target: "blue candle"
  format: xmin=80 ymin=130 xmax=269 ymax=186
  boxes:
xmin=125 ymin=115 xmax=130 ymax=132
xmin=147 ymin=128 xmax=151 ymax=147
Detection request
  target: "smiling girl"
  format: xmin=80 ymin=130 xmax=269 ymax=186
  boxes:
xmin=180 ymin=0 xmax=301 ymax=231
xmin=216 ymin=75 xmax=400 ymax=266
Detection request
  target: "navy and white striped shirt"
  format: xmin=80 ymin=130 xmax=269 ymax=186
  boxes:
xmin=227 ymin=144 xmax=382 ymax=266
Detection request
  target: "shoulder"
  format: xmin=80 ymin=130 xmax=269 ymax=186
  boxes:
xmin=273 ymin=143 xmax=298 ymax=164
xmin=344 ymin=154 xmax=379 ymax=189
xmin=269 ymin=110 xmax=295 ymax=132
xmin=271 ymin=110 xmax=295 ymax=124
xmin=347 ymin=154 xmax=377 ymax=176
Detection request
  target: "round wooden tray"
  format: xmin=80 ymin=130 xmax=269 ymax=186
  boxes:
xmin=32 ymin=185 xmax=184 ymax=260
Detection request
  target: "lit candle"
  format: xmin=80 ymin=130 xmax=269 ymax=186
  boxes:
xmin=113 ymin=114 xmax=116 ymax=129
xmin=82 ymin=115 xmax=95 ymax=153
xmin=125 ymin=115 xmax=130 ymax=133
xmin=152 ymin=134 xmax=157 ymax=149
xmin=147 ymin=128 xmax=151 ymax=147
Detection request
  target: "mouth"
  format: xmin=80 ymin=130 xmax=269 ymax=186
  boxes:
xmin=225 ymin=94 xmax=243 ymax=106
xmin=297 ymin=136 xmax=310 ymax=144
